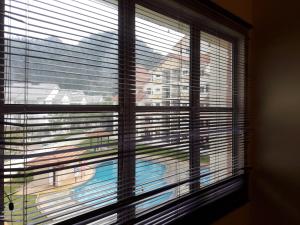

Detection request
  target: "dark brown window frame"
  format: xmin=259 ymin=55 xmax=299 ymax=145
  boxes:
xmin=0 ymin=0 xmax=249 ymax=224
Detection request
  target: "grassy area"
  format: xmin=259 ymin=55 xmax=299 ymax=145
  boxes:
xmin=200 ymin=155 xmax=210 ymax=165
xmin=4 ymin=177 xmax=46 ymax=225
xmin=78 ymin=137 xmax=117 ymax=159
xmin=52 ymin=133 xmax=73 ymax=141
xmin=79 ymin=136 xmax=115 ymax=147
xmin=136 ymin=145 xmax=210 ymax=165
xmin=78 ymin=138 xmax=190 ymax=162
xmin=4 ymin=194 xmax=45 ymax=225
xmin=136 ymin=145 xmax=189 ymax=161
xmin=77 ymin=138 xmax=210 ymax=165
xmin=50 ymin=129 xmax=207 ymax=164
xmin=79 ymin=149 xmax=118 ymax=160
xmin=4 ymin=176 xmax=33 ymax=196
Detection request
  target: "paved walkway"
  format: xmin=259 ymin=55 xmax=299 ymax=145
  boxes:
xmin=33 ymin=155 xmax=188 ymax=223
xmin=13 ymin=149 xmax=189 ymax=224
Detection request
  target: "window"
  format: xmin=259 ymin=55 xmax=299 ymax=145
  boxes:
xmin=1 ymin=0 xmax=247 ymax=224
xmin=136 ymin=9 xmax=190 ymax=107
xmin=200 ymin=84 xmax=209 ymax=93
xmin=200 ymin=119 xmax=210 ymax=128
xmin=182 ymin=69 xmax=189 ymax=75
xmin=135 ymin=5 xmax=190 ymax=212
xmin=200 ymin=85 xmax=205 ymax=93
xmin=199 ymin=32 xmax=234 ymax=184
xmin=3 ymin=0 xmax=120 ymax=224
xmin=146 ymin=88 xmax=152 ymax=95
xmin=182 ymin=47 xmax=189 ymax=55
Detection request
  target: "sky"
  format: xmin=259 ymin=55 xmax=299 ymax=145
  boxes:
xmin=5 ymin=0 xmax=186 ymax=55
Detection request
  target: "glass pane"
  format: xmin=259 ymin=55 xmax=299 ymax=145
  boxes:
xmin=3 ymin=112 xmax=119 ymax=224
xmin=199 ymin=32 xmax=233 ymax=186
xmin=135 ymin=5 xmax=190 ymax=107
xmin=135 ymin=111 xmax=190 ymax=211
xmin=200 ymin=32 xmax=233 ymax=108
xmin=4 ymin=0 xmax=118 ymax=105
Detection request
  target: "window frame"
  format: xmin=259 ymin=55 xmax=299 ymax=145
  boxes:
xmin=0 ymin=0 xmax=249 ymax=224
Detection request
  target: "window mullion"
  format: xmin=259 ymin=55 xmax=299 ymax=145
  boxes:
xmin=232 ymin=40 xmax=240 ymax=175
xmin=189 ymin=26 xmax=201 ymax=191
xmin=0 ymin=1 xmax=4 ymax=223
xmin=118 ymin=0 xmax=136 ymax=222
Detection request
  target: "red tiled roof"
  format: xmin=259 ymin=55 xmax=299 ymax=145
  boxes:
xmin=29 ymin=146 xmax=84 ymax=167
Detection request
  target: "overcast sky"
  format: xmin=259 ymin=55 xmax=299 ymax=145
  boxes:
xmin=5 ymin=0 xmax=185 ymax=55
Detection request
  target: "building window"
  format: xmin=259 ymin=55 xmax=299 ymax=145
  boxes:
xmin=200 ymin=84 xmax=209 ymax=93
xmin=200 ymin=85 xmax=205 ymax=93
xmin=200 ymin=119 xmax=210 ymax=127
xmin=146 ymin=88 xmax=152 ymax=95
xmin=182 ymin=69 xmax=189 ymax=75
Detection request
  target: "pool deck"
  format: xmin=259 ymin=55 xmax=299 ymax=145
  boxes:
xmin=15 ymin=165 xmax=95 ymax=223
xmin=137 ymin=154 xmax=189 ymax=196
xmin=20 ymin=155 xmax=188 ymax=223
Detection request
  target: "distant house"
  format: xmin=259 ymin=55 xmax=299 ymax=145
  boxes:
xmin=134 ymin=34 xmax=234 ymax=185
xmin=8 ymin=81 xmax=105 ymax=105
xmin=51 ymin=89 xmax=86 ymax=105
xmin=7 ymin=82 xmax=59 ymax=104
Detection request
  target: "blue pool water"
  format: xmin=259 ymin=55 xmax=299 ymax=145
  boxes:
xmin=200 ymin=167 xmax=210 ymax=185
xmin=72 ymin=159 xmax=173 ymax=209
xmin=72 ymin=160 xmax=210 ymax=209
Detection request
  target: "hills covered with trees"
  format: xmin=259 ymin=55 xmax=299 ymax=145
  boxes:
xmin=8 ymin=30 xmax=163 ymax=98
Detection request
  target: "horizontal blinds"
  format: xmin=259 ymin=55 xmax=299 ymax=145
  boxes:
xmin=236 ymin=35 xmax=247 ymax=175
xmin=2 ymin=0 xmax=120 ymax=224
xmin=3 ymin=0 xmax=119 ymax=105
xmin=134 ymin=6 xmax=190 ymax=218
xmin=135 ymin=5 xmax=190 ymax=107
xmin=3 ymin=112 xmax=119 ymax=224
xmin=199 ymin=31 xmax=234 ymax=186
xmin=1 ymin=0 xmax=247 ymax=225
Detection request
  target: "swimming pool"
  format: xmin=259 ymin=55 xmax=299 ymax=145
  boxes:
xmin=72 ymin=159 xmax=173 ymax=209
xmin=72 ymin=160 xmax=210 ymax=209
